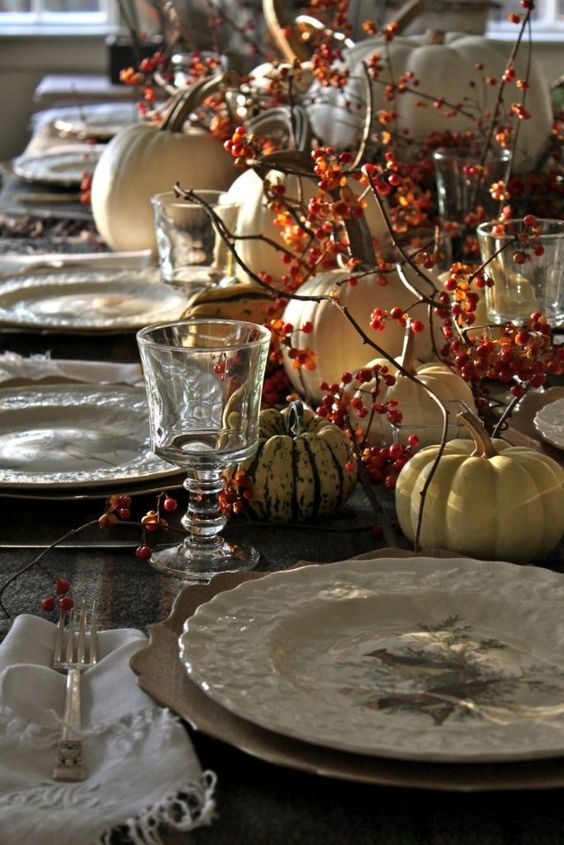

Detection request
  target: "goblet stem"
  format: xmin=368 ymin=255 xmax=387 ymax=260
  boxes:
xmin=148 ymin=463 xmax=260 ymax=581
xmin=181 ymin=470 xmax=226 ymax=547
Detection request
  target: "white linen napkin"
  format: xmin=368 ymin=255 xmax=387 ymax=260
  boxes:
xmin=0 ymin=615 xmax=216 ymax=845
xmin=0 ymin=352 xmax=143 ymax=387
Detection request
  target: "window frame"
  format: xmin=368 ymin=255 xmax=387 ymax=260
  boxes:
xmin=487 ymin=0 xmax=564 ymax=39
xmin=0 ymin=0 xmax=118 ymax=32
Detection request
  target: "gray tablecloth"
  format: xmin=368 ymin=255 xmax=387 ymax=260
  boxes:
xmin=1 ymin=482 xmax=564 ymax=845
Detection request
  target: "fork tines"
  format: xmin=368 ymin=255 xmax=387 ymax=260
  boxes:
xmin=54 ymin=600 xmax=98 ymax=668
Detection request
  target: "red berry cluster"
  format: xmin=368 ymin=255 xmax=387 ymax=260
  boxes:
xmin=135 ymin=494 xmax=178 ymax=561
xmin=262 ymin=364 xmax=293 ymax=407
xmin=316 ymin=366 xmax=402 ymax=445
xmin=444 ymin=313 xmax=564 ymax=400
xmin=96 ymin=491 xmax=179 ymax=562
xmin=219 ymin=470 xmax=254 ymax=516
xmin=40 ymin=578 xmax=73 ymax=614
xmin=362 ymin=438 xmax=420 ymax=489
xmin=98 ymin=494 xmax=134 ymax=526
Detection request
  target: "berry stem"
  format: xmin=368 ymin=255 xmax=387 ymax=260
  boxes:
xmin=0 ymin=519 xmax=99 ymax=621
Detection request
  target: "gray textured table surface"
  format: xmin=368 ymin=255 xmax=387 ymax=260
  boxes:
xmin=1 ymin=483 xmax=564 ymax=845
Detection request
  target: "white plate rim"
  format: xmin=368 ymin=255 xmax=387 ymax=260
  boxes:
xmin=0 ymin=267 xmax=187 ymax=331
xmin=53 ymin=104 xmax=138 ymax=139
xmin=179 ymin=556 xmax=564 ymax=764
xmin=12 ymin=144 xmax=105 ymax=186
xmin=0 ymin=383 xmax=178 ymax=489
xmin=534 ymin=398 xmax=564 ymax=451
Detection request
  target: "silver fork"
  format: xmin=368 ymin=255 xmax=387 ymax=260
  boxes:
xmin=52 ymin=601 xmax=98 ymax=782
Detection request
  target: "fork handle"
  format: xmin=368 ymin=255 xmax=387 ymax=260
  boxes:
xmin=52 ymin=668 xmax=86 ymax=782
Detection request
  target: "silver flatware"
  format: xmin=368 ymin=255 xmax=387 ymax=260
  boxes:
xmin=52 ymin=601 xmax=98 ymax=782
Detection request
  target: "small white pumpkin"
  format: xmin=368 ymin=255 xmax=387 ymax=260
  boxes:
xmin=395 ymin=408 xmax=564 ymax=563
xmin=347 ymin=322 xmax=476 ymax=446
xmin=91 ymin=73 xmax=238 ymax=253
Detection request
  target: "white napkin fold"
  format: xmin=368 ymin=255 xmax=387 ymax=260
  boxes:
xmin=0 ymin=615 xmax=216 ymax=845
xmin=0 ymin=352 xmax=143 ymax=387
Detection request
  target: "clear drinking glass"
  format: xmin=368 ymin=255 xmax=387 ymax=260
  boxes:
xmin=433 ymin=147 xmax=512 ymax=265
xmin=477 ymin=218 xmax=564 ymax=327
xmin=151 ymin=190 xmax=240 ymax=302
xmin=137 ymin=319 xmax=271 ymax=580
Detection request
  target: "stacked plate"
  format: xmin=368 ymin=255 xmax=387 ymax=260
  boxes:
xmin=0 ymin=263 xmax=187 ymax=334
xmin=174 ymin=556 xmax=564 ymax=789
xmin=0 ymin=382 xmax=183 ymax=501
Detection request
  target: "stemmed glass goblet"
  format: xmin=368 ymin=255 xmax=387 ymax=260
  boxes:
xmin=137 ymin=319 xmax=271 ymax=580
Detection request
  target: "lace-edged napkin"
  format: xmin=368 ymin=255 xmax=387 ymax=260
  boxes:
xmin=0 ymin=615 xmax=216 ymax=845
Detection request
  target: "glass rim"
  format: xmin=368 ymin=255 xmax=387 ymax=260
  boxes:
xmin=432 ymin=147 xmax=512 ymax=162
xmin=136 ymin=318 xmax=272 ymax=352
xmin=477 ymin=218 xmax=564 ymax=239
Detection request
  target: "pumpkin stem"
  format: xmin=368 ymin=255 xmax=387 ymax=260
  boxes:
xmin=457 ymin=408 xmax=499 ymax=458
xmin=160 ymin=70 xmax=240 ymax=133
xmin=287 ymin=399 xmax=305 ymax=437
xmin=423 ymin=29 xmax=446 ymax=44
xmin=263 ymin=0 xmax=312 ymax=62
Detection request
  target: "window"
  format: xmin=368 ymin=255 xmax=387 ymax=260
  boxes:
xmin=488 ymin=0 xmax=564 ymax=36
xmin=0 ymin=0 xmax=116 ymax=28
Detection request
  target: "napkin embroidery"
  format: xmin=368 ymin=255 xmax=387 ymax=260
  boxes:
xmin=0 ymin=617 xmax=217 ymax=845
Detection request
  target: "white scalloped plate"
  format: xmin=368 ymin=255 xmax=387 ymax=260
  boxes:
xmin=53 ymin=104 xmax=138 ymax=140
xmin=12 ymin=144 xmax=105 ymax=186
xmin=180 ymin=557 xmax=564 ymax=763
xmin=0 ymin=384 xmax=178 ymax=488
xmin=0 ymin=267 xmax=187 ymax=331
xmin=534 ymin=397 xmax=564 ymax=451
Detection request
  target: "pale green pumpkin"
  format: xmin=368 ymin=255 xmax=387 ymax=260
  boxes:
xmin=395 ymin=409 xmax=564 ymax=563
xmin=228 ymin=401 xmax=357 ymax=522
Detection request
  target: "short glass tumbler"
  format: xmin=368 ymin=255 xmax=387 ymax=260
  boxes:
xmin=137 ymin=319 xmax=271 ymax=580
xmin=477 ymin=218 xmax=564 ymax=327
xmin=433 ymin=147 xmax=512 ymax=264
xmin=151 ymin=190 xmax=240 ymax=301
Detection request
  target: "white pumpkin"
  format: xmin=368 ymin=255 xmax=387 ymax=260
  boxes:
xmin=226 ymin=165 xmax=389 ymax=287
xmin=281 ymin=265 xmax=441 ymax=403
xmin=306 ymin=31 xmax=553 ymax=174
xmin=347 ymin=322 xmax=476 ymax=446
xmin=224 ymin=103 xmax=389 ymax=287
xmin=395 ymin=408 xmax=564 ymax=562
xmin=91 ymin=74 xmax=238 ymax=252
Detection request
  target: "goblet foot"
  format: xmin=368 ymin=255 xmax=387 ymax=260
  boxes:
xmin=148 ymin=536 xmax=260 ymax=581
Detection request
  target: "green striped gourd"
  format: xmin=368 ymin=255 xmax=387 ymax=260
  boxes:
xmin=230 ymin=400 xmax=357 ymax=522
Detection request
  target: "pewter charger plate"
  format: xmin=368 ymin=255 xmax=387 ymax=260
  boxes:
xmin=0 ymin=384 xmax=177 ymax=488
xmin=0 ymin=267 xmax=187 ymax=331
xmin=180 ymin=557 xmax=564 ymax=764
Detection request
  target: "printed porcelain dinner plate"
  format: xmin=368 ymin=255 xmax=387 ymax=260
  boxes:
xmin=180 ymin=557 xmax=564 ymax=764
xmin=0 ymin=384 xmax=177 ymax=489
xmin=0 ymin=267 xmax=187 ymax=331
xmin=12 ymin=144 xmax=105 ymax=186
xmin=53 ymin=104 xmax=138 ymax=140
xmin=534 ymin=398 xmax=564 ymax=451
